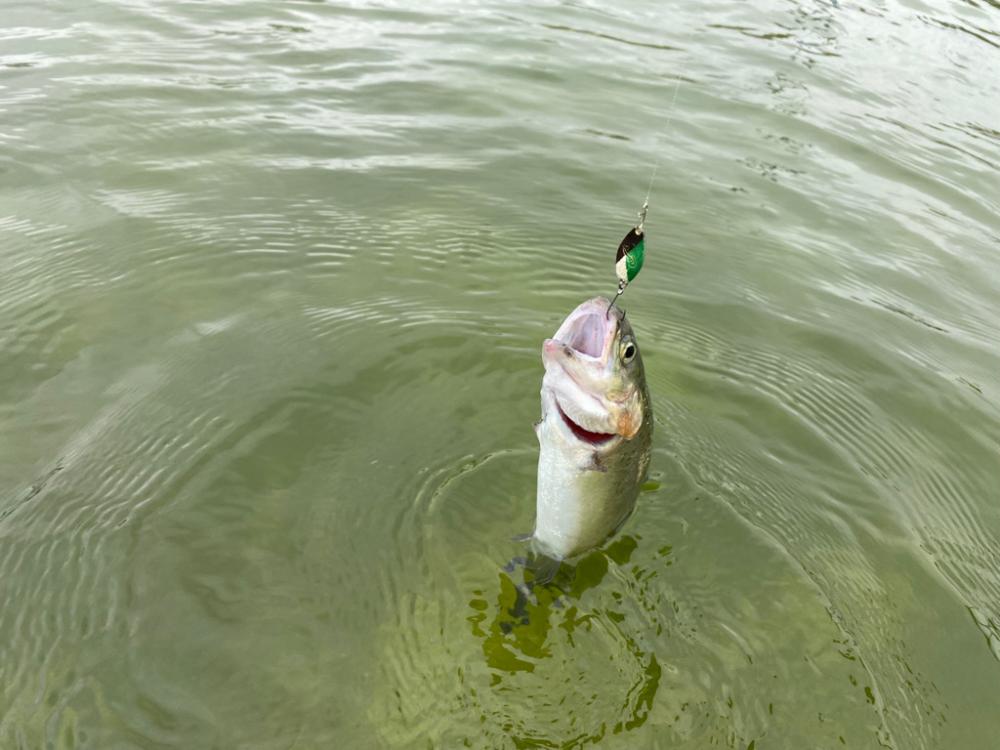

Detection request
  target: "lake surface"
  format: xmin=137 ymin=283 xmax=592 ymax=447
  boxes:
xmin=2 ymin=0 xmax=999 ymax=747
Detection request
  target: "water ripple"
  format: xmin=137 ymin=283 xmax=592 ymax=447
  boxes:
xmin=2 ymin=0 xmax=1000 ymax=746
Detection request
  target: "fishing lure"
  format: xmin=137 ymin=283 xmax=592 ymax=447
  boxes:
xmin=607 ymin=200 xmax=647 ymax=312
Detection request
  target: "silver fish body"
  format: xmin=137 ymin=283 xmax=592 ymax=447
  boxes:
xmin=533 ymin=297 xmax=652 ymax=559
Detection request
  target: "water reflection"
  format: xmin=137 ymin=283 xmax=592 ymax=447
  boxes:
xmin=467 ymin=536 xmax=665 ymax=743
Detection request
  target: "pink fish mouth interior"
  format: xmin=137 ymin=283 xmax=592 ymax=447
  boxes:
xmin=563 ymin=312 xmax=607 ymax=358
xmin=555 ymin=401 xmax=616 ymax=445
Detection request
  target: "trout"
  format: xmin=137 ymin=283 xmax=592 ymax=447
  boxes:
xmin=533 ymin=297 xmax=652 ymax=559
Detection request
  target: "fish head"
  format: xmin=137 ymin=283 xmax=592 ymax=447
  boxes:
xmin=541 ymin=297 xmax=649 ymax=447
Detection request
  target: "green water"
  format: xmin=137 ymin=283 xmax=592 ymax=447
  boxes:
xmin=2 ymin=0 xmax=999 ymax=747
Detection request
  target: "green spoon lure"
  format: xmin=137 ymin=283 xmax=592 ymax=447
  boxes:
xmin=608 ymin=200 xmax=647 ymax=312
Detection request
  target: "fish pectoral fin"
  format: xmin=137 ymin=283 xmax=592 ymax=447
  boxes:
xmin=533 ymin=419 xmax=542 ymax=441
xmin=510 ymin=532 xmax=534 ymax=543
xmin=583 ymin=451 xmax=608 ymax=473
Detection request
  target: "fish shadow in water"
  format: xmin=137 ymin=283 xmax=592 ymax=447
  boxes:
xmin=467 ymin=535 xmax=639 ymax=673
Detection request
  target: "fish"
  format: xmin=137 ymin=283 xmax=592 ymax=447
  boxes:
xmin=532 ymin=296 xmax=653 ymax=560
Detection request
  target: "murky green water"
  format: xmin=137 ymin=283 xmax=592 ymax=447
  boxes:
xmin=2 ymin=0 xmax=999 ymax=747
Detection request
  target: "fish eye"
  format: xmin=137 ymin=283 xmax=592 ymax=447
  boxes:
xmin=621 ymin=340 xmax=637 ymax=363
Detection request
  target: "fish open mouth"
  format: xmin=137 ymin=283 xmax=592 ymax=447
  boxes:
xmin=555 ymin=400 xmax=616 ymax=446
xmin=562 ymin=312 xmax=608 ymax=358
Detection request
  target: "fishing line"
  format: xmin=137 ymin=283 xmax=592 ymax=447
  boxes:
xmin=607 ymin=76 xmax=682 ymax=315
